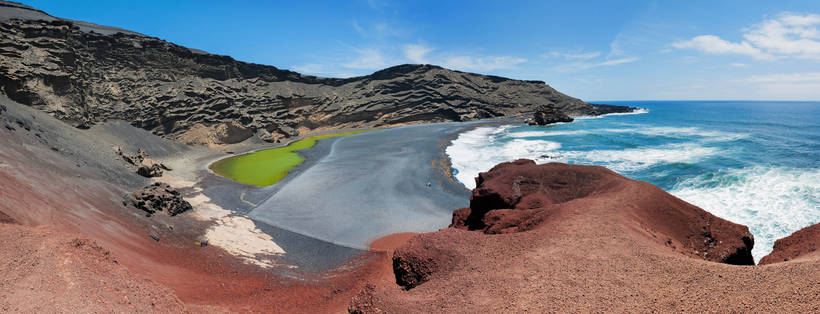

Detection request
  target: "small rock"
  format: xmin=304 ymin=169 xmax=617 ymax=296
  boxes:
xmin=136 ymin=163 xmax=163 ymax=177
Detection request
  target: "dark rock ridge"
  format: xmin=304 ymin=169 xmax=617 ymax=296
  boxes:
xmin=759 ymin=223 xmax=819 ymax=265
xmin=0 ymin=2 xmax=633 ymax=144
xmin=525 ymin=103 xmax=574 ymax=125
xmin=125 ymin=182 xmax=192 ymax=216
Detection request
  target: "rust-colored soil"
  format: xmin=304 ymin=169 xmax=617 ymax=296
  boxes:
xmin=0 ymin=223 xmax=188 ymax=313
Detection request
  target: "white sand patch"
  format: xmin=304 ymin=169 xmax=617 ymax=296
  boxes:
xmin=154 ymin=174 xmax=287 ymax=268
xmin=207 ymin=216 xmax=286 ymax=267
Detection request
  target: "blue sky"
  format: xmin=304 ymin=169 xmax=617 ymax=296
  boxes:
xmin=25 ymin=0 xmax=820 ymax=100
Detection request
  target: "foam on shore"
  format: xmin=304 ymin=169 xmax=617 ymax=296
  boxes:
xmin=446 ymin=126 xmax=561 ymax=189
xmin=671 ymin=166 xmax=820 ymax=261
xmin=574 ymin=107 xmax=649 ymax=119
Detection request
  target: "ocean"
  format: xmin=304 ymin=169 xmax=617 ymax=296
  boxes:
xmin=446 ymin=101 xmax=820 ymax=261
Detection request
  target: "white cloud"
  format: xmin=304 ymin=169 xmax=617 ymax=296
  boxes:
xmin=598 ymin=57 xmax=639 ymax=66
xmin=404 ymin=44 xmax=434 ymax=64
xmin=738 ymin=71 xmax=820 ymax=83
xmin=343 ymin=48 xmax=391 ymax=70
xmin=291 ymin=63 xmax=325 ymax=74
xmin=555 ymin=57 xmax=639 ymax=72
xmin=441 ymin=55 xmax=527 ymax=72
xmin=672 ymin=35 xmax=774 ymax=60
xmin=743 ymin=13 xmax=820 ymax=59
xmin=549 ymin=51 xmax=601 ymax=60
xmin=729 ymin=62 xmax=748 ymax=67
xmin=673 ymin=13 xmax=820 ymax=60
xmin=733 ymin=72 xmax=820 ymax=99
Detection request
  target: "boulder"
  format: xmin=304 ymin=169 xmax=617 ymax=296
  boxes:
xmin=125 ymin=182 xmax=192 ymax=216
xmin=525 ymin=104 xmax=574 ymax=125
xmin=115 ymin=147 xmax=169 ymax=177
xmin=136 ymin=163 xmax=163 ymax=178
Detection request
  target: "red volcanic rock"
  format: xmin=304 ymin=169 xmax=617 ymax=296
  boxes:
xmin=759 ymin=223 xmax=820 ymax=265
xmin=452 ymin=159 xmax=754 ymax=265
xmin=392 ymin=160 xmax=756 ymax=291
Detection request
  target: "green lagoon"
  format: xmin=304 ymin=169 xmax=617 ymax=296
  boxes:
xmin=209 ymin=131 xmax=367 ymax=186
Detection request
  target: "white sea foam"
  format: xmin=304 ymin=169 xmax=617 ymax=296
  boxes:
xmin=671 ymin=167 xmax=820 ymax=262
xmin=507 ymin=130 xmax=591 ymax=138
xmin=574 ymin=108 xmax=649 ymax=119
xmin=446 ymin=126 xmax=561 ymax=189
xmin=561 ymin=143 xmax=717 ymax=172
xmin=507 ymin=126 xmax=744 ymax=143
xmin=599 ymin=126 xmax=746 ymax=141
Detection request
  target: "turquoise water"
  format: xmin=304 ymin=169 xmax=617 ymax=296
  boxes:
xmin=446 ymin=101 xmax=820 ymax=261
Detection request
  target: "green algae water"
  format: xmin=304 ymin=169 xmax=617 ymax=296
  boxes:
xmin=210 ymin=130 xmax=367 ymax=186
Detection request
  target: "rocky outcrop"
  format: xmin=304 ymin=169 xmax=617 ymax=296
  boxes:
xmin=124 ymin=182 xmax=192 ymax=216
xmin=116 ymin=147 xmax=170 ymax=177
xmin=759 ymin=223 xmax=819 ymax=265
xmin=450 ymin=159 xmax=754 ymax=265
xmin=390 ymin=159 xmax=757 ymax=292
xmin=0 ymin=4 xmax=633 ymax=145
xmin=525 ymin=103 xmax=574 ymax=125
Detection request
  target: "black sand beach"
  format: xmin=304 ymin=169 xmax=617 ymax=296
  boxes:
xmin=247 ymin=122 xmax=482 ymax=249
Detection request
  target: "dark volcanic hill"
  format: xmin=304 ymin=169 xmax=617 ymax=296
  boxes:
xmin=0 ymin=1 xmax=629 ymax=144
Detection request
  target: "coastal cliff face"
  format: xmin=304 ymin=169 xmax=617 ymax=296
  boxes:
xmin=0 ymin=1 xmax=623 ymax=145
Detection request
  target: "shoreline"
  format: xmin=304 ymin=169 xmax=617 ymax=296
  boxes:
xmin=246 ymin=121 xmax=493 ymax=250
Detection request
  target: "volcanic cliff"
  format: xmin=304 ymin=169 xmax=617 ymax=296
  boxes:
xmin=0 ymin=1 xmax=629 ymax=146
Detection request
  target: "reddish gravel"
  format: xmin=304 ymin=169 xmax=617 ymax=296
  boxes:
xmin=351 ymin=160 xmax=820 ymax=312
xmin=0 ymin=224 xmax=188 ymax=313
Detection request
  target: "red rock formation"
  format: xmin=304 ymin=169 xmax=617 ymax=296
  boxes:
xmin=452 ymin=159 xmax=754 ymax=264
xmin=759 ymin=223 xmax=820 ymax=265
xmin=348 ymin=160 xmax=820 ymax=312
